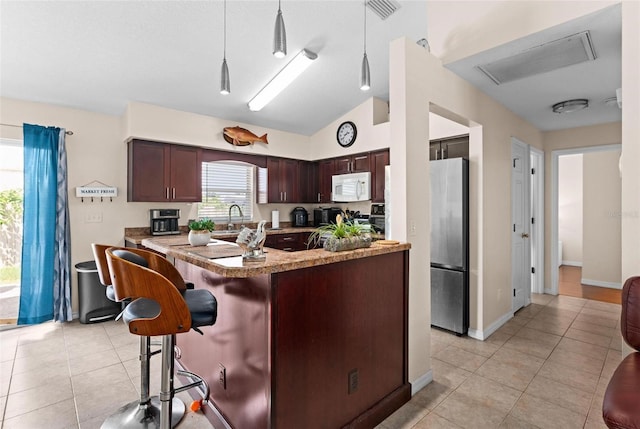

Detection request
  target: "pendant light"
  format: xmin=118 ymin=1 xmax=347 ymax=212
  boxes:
xmin=273 ymin=0 xmax=287 ymax=58
xmin=360 ymin=0 xmax=370 ymax=91
xmin=220 ymin=0 xmax=230 ymax=95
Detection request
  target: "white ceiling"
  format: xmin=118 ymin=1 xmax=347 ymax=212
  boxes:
xmin=444 ymin=3 xmax=621 ymax=132
xmin=0 ymin=1 xmax=621 ymax=136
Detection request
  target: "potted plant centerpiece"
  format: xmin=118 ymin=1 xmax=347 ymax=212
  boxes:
xmin=187 ymin=218 xmax=215 ymax=246
xmin=308 ymin=214 xmax=372 ymax=252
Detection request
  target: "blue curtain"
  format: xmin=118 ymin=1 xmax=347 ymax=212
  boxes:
xmin=18 ymin=124 xmax=72 ymax=324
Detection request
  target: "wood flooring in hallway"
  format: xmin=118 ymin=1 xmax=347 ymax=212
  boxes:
xmin=559 ymin=266 xmax=622 ymax=305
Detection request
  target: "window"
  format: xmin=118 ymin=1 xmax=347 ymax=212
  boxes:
xmin=198 ymin=161 xmax=254 ymax=223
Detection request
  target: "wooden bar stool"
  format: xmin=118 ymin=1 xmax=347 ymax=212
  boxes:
xmin=92 ymin=244 xmax=185 ymax=428
xmin=106 ymin=247 xmax=217 ymax=429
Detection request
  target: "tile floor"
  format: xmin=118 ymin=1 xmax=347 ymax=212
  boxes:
xmin=0 ymin=293 xmax=623 ymax=429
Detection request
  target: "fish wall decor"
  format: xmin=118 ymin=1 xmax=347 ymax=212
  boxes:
xmin=223 ymin=126 xmax=269 ymax=146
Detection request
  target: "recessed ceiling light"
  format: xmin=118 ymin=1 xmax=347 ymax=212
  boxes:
xmin=552 ymin=99 xmax=589 ymax=114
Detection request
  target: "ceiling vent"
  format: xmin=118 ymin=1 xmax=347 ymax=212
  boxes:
xmin=476 ymin=31 xmax=597 ymax=85
xmin=366 ymin=0 xmax=401 ymax=20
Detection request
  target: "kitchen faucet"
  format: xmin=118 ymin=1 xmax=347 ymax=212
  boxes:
xmin=228 ymin=204 xmax=244 ymax=231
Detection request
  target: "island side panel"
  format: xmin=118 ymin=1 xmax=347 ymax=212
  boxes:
xmin=271 ymin=250 xmax=410 ymax=429
xmin=174 ymin=259 xmax=272 ymax=429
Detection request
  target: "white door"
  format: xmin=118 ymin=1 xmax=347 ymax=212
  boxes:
xmin=530 ymin=148 xmax=545 ymax=294
xmin=511 ymin=139 xmax=531 ymax=312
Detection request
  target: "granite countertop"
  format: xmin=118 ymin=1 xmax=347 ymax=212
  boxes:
xmin=125 ymin=226 xmax=316 ymax=245
xmin=141 ymin=235 xmax=410 ymax=279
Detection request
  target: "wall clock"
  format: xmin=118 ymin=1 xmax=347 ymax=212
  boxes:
xmin=336 ymin=121 xmax=357 ymax=147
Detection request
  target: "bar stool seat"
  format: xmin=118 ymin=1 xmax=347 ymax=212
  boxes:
xmin=123 ymin=289 xmax=216 ymax=330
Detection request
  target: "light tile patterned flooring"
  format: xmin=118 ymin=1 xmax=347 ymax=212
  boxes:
xmin=0 ymin=293 xmax=623 ymax=429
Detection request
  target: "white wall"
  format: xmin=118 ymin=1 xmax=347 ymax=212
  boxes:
xmin=558 ymin=154 xmax=583 ymax=265
xmin=582 ymin=149 xmax=622 ymax=287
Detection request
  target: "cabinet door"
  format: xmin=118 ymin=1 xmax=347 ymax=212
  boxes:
xmin=318 ymin=159 xmax=334 ymax=203
xmin=333 ymin=157 xmax=351 ymax=175
xmin=128 ymin=140 xmax=169 ymax=202
xmin=351 ymin=154 xmax=370 ymax=172
xmin=169 ymin=145 xmax=201 ymax=202
xmin=443 ymin=136 xmax=469 ymax=159
xmin=370 ymin=149 xmax=389 ymax=203
xmin=280 ymin=158 xmax=299 ymax=203
xmin=267 ymin=158 xmax=281 ymax=203
xmin=298 ymin=161 xmax=318 ymax=203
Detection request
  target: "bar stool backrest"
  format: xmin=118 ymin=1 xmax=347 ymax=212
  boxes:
xmin=106 ymin=247 xmax=192 ymax=337
xmin=621 ymin=276 xmax=640 ymax=352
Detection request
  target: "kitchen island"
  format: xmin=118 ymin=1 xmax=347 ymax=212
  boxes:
xmin=141 ymin=235 xmax=411 ymax=429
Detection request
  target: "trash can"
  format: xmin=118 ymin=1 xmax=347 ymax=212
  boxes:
xmin=75 ymin=261 xmax=120 ymax=324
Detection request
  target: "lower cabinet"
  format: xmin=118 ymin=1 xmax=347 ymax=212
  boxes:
xmin=264 ymin=232 xmax=312 ymax=252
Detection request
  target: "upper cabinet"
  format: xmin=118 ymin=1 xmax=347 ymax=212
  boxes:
xmin=334 ymin=153 xmax=370 ymax=175
xmin=128 ymin=140 xmax=201 ymax=202
xmin=266 ymin=157 xmax=300 ymax=203
xmin=317 ymin=159 xmax=334 ymax=203
xmin=429 ymin=135 xmax=469 ymax=161
xmin=370 ymin=149 xmax=389 ymax=203
xmin=298 ymin=161 xmax=318 ymax=204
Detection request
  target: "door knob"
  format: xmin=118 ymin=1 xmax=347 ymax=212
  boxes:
xmin=521 ymin=233 xmax=529 ymax=238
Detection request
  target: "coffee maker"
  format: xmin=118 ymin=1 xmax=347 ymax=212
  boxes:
xmin=291 ymin=207 xmax=309 ymax=227
xmin=150 ymin=209 xmax=180 ymax=235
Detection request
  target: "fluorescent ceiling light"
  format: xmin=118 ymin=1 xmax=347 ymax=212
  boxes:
xmin=248 ymin=49 xmax=317 ymax=112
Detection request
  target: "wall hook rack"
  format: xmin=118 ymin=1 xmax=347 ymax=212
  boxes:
xmin=76 ymin=180 xmax=118 ymax=203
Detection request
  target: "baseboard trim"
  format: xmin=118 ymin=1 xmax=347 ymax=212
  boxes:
xmin=581 ymin=278 xmax=622 ymax=289
xmin=544 ymin=288 xmax=556 ymax=295
xmin=411 ymin=369 xmax=433 ymax=396
xmin=467 ymin=311 xmax=513 ymax=341
xmin=562 ymin=261 xmax=583 ymax=267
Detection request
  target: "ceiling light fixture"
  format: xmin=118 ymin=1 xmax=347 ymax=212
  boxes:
xmin=248 ymin=49 xmax=318 ymax=112
xmin=360 ymin=0 xmax=370 ymax=91
xmin=551 ymin=99 xmax=588 ymax=114
xmin=273 ymin=0 xmax=287 ymax=58
xmin=220 ymin=0 xmax=230 ymax=95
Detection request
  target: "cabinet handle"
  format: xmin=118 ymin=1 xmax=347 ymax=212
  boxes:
xmin=283 ymin=237 xmax=295 ymax=241
xmin=284 ymin=191 xmax=287 ymax=201
xmin=172 ymin=188 xmax=176 ymax=199
xmin=166 ymin=187 xmax=170 ymax=199
xmin=443 ymin=146 xmax=447 ymax=159
xmin=435 ymin=149 xmax=439 ymax=160
xmin=280 ymin=192 xmax=283 ymax=201
xmin=318 ymin=192 xmax=321 ymax=202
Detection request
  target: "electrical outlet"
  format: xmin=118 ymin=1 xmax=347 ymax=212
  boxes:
xmin=409 ymin=220 xmax=417 ymax=237
xmin=85 ymin=212 xmax=103 ymax=223
xmin=348 ymin=369 xmax=358 ymax=394
xmin=218 ymin=363 xmax=226 ymax=390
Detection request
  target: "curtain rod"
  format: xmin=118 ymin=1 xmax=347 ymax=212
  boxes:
xmin=1 ymin=123 xmax=74 ymax=135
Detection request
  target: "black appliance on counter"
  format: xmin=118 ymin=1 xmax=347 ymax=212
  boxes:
xmin=150 ymin=209 xmax=180 ymax=235
xmin=291 ymin=207 xmax=309 ymax=227
xmin=313 ymin=207 xmax=343 ymax=227
xmin=369 ymin=203 xmax=385 ymax=233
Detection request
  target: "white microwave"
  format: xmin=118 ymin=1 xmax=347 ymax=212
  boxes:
xmin=331 ymin=172 xmax=371 ymax=202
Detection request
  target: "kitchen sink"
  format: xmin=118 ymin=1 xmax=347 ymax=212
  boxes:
xmin=211 ymin=230 xmax=240 ymax=235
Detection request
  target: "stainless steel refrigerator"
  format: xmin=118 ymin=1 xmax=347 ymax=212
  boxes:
xmin=430 ymin=158 xmax=469 ymax=335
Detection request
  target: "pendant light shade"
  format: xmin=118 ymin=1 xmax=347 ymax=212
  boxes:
xmin=220 ymin=0 xmax=230 ymax=95
xmin=273 ymin=0 xmax=287 ymax=58
xmin=220 ymin=58 xmax=230 ymax=95
xmin=360 ymin=53 xmax=370 ymax=91
xmin=360 ymin=0 xmax=370 ymax=91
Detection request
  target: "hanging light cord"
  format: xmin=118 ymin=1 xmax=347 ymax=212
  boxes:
xmin=363 ymin=0 xmax=367 ymax=54
xmin=223 ymin=0 xmax=227 ymax=59
xmin=278 ymin=0 xmax=282 ymax=13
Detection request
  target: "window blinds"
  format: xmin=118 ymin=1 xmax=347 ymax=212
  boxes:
xmin=198 ymin=161 xmax=254 ymax=221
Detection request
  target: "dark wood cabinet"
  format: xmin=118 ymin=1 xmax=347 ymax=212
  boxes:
xmin=128 ymin=140 xmax=201 ymax=202
xmin=317 ymin=159 xmax=334 ymax=203
xmin=264 ymin=232 xmax=310 ymax=252
xmin=298 ymin=161 xmax=318 ymax=204
xmin=334 ymin=153 xmax=370 ymax=175
xmin=429 ymin=135 xmax=469 ymax=160
xmin=266 ymin=157 xmax=299 ymax=203
xmin=370 ymin=149 xmax=390 ymax=203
